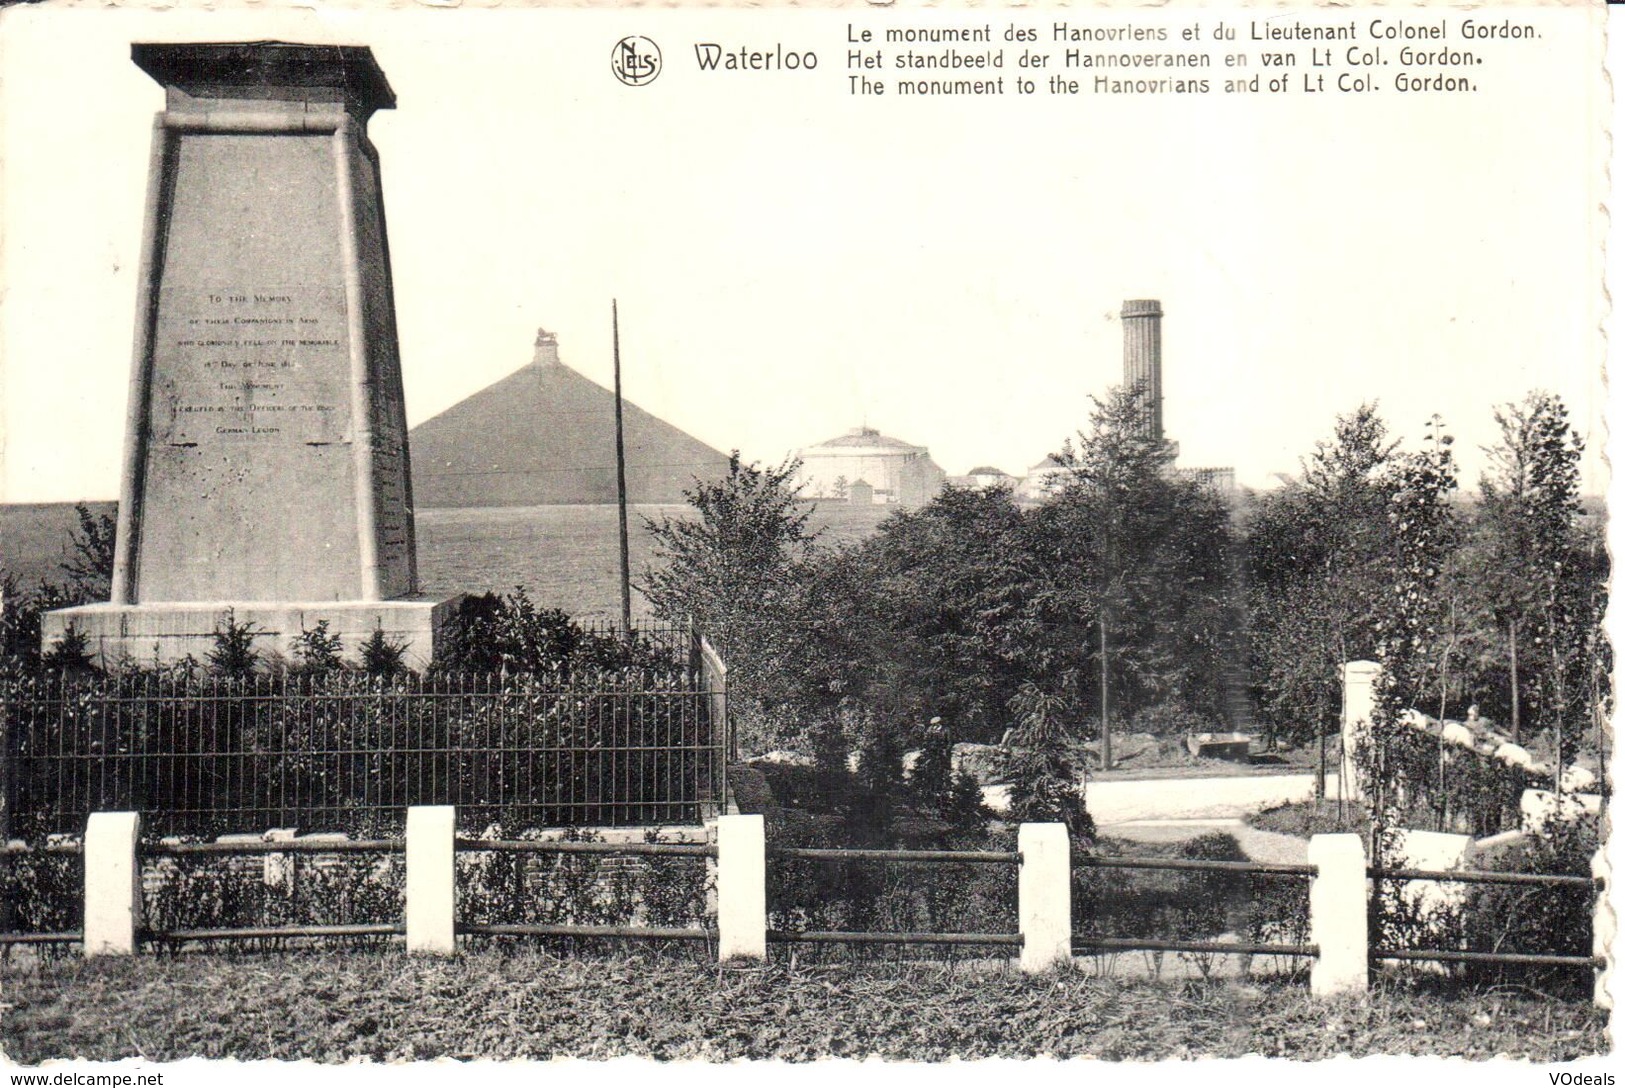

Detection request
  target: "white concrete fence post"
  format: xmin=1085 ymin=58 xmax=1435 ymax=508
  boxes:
xmin=1593 ymin=848 xmax=1613 ymax=1011
xmin=1018 ymin=822 xmax=1072 ymax=973
xmin=1307 ymin=832 xmax=1368 ymax=997
xmin=717 ymin=813 xmax=766 ymax=962
xmin=406 ymin=805 xmax=456 ymax=954
xmin=84 ymin=811 xmax=142 ymax=957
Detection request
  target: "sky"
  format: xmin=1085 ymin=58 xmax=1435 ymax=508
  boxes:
xmin=0 ymin=3 xmax=1608 ymax=504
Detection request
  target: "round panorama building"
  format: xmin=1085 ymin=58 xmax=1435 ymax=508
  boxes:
xmin=795 ymin=426 xmax=947 ymax=507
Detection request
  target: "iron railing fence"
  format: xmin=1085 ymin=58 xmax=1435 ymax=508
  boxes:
xmin=1367 ymin=864 xmax=1605 ymax=971
xmin=1 ymin=670 xmax=726 ymax=839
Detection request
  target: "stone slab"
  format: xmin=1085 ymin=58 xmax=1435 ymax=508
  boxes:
xmin=42 ymin=596 xmax=459 ymax=672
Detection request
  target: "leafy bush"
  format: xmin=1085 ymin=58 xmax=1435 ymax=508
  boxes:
xmin=142 ymin=851 xmax=404 ymax=950
xmin=1004 ymin=683 xmax=1095 ymax=842
xmin=358 ymin=628 xmax=408 ymax=679
xmin=1366 ymin=723 xmax=1536 ymax=838
xmin=434 ymin=590 xmax=684 ymax=678
xmin=39 ymin=622 xmax=94 ymax=673
xmin=0 ymin=849 xmax=82 ymax=940
xmin=1129 ymin=703 xmax=1222 ymax=738
xmin=754 ymin=758 xmax=1009 ymax=957
xmin=1456 ymin=817 xmax=1600 ymax=995
xmin=456 ymin=828 xmax=710 ymax=936
xmin=1074 ymin=833 xmax=1266 ymax=979
xmin=291 ymin=621 xmax=345 ymax=676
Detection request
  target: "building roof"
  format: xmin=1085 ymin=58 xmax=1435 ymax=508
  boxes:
xmin=967 ymin=466 xmax=1012 ymax=477
xmin=808 ymin=426 xmax=923 ymax=452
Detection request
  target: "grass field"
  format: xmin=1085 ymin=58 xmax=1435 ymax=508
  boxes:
xmin=2 ymin=500 xmax=894 ymax=621
xmin=0 ymin=950 xmax=1607 ymax=1063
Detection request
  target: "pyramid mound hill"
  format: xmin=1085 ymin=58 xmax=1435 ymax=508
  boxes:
xmin=409 ymin=330 xmax=730 ymax=507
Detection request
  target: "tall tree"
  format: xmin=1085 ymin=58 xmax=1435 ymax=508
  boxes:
xmin=1473 ymin=391 xmax=1595 ymax=760
xmin=1373 ymin=415 xmax=1460 ymax=717
xmin=1039 ymin=386 xmax=1233 ymax=766
xmin=643 ymin=454 xmax=817 ymax=750
xmin=1246 ymin=404 xmax=1399 ymax=760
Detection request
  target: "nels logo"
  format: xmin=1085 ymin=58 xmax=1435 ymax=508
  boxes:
xmin=612 ymin=37 xmax=662 ymax=86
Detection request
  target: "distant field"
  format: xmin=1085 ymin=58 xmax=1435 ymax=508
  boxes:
xmin=2 ymin=500 xmax=895 ymax=620
xmin=418 ymin=500 xmax=891 ymax=618
xmin=0 ymin=500 xmax=118 ymax=591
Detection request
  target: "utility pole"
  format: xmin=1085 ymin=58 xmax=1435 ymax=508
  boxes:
xmin=612 ymin=300 xmax=633 ymax=639
xmin=1099 ymin=609 xmax=1113 ymax=770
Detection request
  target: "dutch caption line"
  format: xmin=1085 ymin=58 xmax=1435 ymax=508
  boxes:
xmin=835 ymin=17 xmax=1541 ymax=96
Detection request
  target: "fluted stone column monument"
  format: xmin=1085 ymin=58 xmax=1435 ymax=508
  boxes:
xmin=43 ymin=42 xmax=457 ymax=670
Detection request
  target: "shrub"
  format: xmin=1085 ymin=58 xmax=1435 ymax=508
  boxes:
xmin=1004 ymin=683 xmax=1095 ymax=843
xmin=456 ymin=828 xmax=710 ymax=936
xmin=434 ymin=590 xmax=685 ymax=678
xmin=291 ymin=621 xmax=345 ymax=676
xmin=141 ymin=850 xmax=404 ymax=950
xmin=208 ymin=610 xmax=264 ymax=678
xmin=0 ymin=849 xmax=82 ymax=939
xmin=1074 ymin=833 xmax=1256 ymax=978
xmin=40 ymin=622 xmax=94 ymax=673
xmin=1456 ymin=817 xmax=1600 ymax=995
xmin=1129 ymin=703 xmax=1221 ymax=738
xmin=358 ymin=628 xmax=408 ymax=679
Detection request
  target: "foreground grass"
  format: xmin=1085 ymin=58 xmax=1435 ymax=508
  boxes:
xmin=0 ymin=950 xmax=1606 ymax=1063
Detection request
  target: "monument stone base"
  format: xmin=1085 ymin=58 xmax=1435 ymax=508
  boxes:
xmin=42 ymin=597 xmax=462 ymax=673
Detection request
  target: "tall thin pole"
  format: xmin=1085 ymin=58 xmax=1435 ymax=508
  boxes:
xmin=1099 ymin=609 xmax=1112 ymax=771
xmin=612 ymin=300 xmax=633 ymax=638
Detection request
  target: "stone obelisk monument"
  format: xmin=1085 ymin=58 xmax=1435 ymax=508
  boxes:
xmin=43 ymin=42 xmax=457 ymax=669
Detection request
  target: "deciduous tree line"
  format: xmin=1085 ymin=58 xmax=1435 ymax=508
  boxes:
xmin=645 ymin=389 xmax=1606 ymax=785
xmin=1248 ymin=393 xmax=1606 ymax=772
